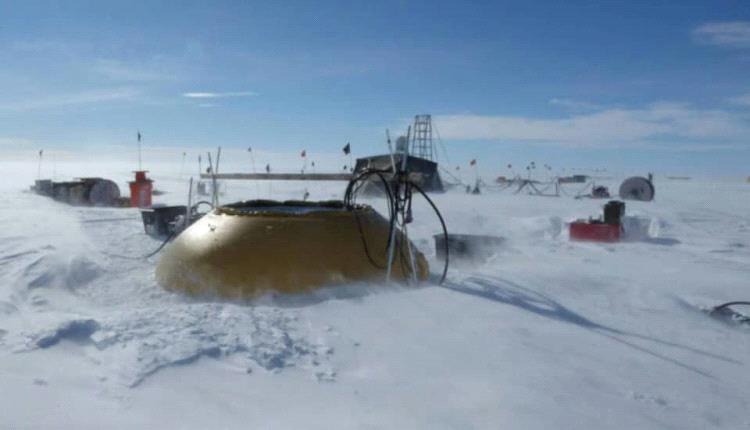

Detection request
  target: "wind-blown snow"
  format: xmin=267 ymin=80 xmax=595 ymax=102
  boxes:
xmin=0 ymin=156 xmax=748 ymax=429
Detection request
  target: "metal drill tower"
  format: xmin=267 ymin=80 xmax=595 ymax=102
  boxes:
xmin=410 ymin=114 xmax=435 ymax=161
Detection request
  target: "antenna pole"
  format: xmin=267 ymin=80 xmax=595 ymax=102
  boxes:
xmin=386 ymin=129 xmax=396 ymax=173
xmin=179 ymin=152 xmax=186 ymax=179
xmin=37 ymin=150 xmax=43 ymax=179
xmin=207 ymin=151 xmax=219 ymax=207
xmin=215 ymin=146 xmax=222 ymax=174
xmin=385 ymin=129 xmax=398 ymax=283
xmin=185 ymin=176 xmax=193 ymax=230
xmin=385 ymin=126 xmax=419 ymax=284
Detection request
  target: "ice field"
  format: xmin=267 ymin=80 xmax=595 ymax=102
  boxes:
xmin=1 ymin=152 xmax=749 ymax=429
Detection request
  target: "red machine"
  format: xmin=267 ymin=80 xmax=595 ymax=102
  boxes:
xmin=569 ymin=222 xmax=621 ymax=242
xmin=569 ymin=201 xmax=625 ymax=243
xmin=129 ymin=170 xmax=153 ymax=208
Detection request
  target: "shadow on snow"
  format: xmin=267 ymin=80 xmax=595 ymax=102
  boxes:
xmin=442 ymin=275 xmax=742 ymax=379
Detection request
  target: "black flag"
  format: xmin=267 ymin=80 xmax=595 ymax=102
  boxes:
xmin=343 ymin=143 xmax=351 ymax=155
xmin=137 ymin=131 xmax=142 ymax=142
xmin=265 ymin=164 xmax=271 ymax=173
xmin=39 ymin=149 xmax=43 ymax=157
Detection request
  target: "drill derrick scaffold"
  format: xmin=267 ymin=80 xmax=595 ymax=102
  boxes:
xmin=351 ymin=114 xmax=445 ymax=193
xmin=410 ymin=114 xmax=435 ymax=161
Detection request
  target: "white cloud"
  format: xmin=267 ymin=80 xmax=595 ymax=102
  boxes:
xmin=433 ymin=103 xmax=750 ymax=148
xmin=0 ymin=88 xmax=140 ymax=111
xmin=548 ymin=98 xmax=602 ymax=111
xmin=182 ymin=91 xmax=256 ymax=98
xmin=729 ymin=92 xmax=750 ymax=106
xmin=693 ymin=21 xmax=750 ymax=48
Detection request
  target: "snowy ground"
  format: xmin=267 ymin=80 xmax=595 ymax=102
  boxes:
xmin=1 ymin=155 xmax=749 ymax=429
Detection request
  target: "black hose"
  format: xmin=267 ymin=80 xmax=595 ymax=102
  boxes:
xmin=103 ymin=231 xmax=175 ymax=260
xmin=712 ymin=301 xmax=750 ymax=312
xmin=141 ymin=231 xmax=176 ymax=258
xmin=344 ymin=167 xmax=450 ymax=285
xmin=352 ymin=208 xmax=386 ymax=269
xmin=411 ymin=183 xmax=449 ymax=285
xmin=345 ymin=169 xmax=396 ymax=251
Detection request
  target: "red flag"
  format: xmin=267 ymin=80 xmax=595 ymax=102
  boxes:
xmin=301 ymin=150 xmax=306 ymax=158
xmin=470 ymin=159 xmax=476 ymax=166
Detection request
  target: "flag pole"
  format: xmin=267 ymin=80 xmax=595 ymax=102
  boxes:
xmin=342 ymin=142 xmax=353 ymax=171
xmin=179 ymin=151 xmax=186 ymax=179
xmin=37 ymin=150 xmax=43 ymax=179
xmin=137 ymin=131 xmax=142 ymax=171
xmin=248 ymin=147 xmax=260 ymax=198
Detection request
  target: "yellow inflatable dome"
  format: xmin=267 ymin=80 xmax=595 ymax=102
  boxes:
xmin=156 ymin=200 xmax=429 ymax=298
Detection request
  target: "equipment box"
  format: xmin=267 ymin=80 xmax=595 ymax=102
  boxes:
xmin=140 ymin=205 xmax=187 ymax=237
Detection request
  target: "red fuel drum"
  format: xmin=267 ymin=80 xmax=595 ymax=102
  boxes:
xmin=129 ymin=170 xmax=153 ymax=208
xmin=569 ymin=222 xmax=621 ymax=242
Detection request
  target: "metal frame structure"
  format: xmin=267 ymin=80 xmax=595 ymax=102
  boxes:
xmin=410 ymin=114 xmax=435 ymax=161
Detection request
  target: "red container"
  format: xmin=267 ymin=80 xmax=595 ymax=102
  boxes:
xmin=569 ymin=221 xmax=621 ymax=242
xmin=129 ymin=170 xmax=153 ymax=208
xmin=134 ymin=171 xmax=147 ymax=182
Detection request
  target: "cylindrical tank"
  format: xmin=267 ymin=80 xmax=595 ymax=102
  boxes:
xmin=81 ymin=178 xmax=121 ymax=206
xmin=156 ymin=200 xmax=429 ymax=298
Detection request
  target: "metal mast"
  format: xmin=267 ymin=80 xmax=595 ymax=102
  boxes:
xmin=410 ymin=114 xmax=434 ymax=161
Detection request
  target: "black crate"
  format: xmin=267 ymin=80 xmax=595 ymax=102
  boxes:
xmin=140 ymin=205 xmax=188 ymax=236
xmin=603 ymin=200 xmax=625 ymax=225
xmin=434 ymin=234 xmax=505 ymax=263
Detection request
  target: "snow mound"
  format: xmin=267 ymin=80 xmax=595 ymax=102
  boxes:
xmin=35 ymin=318 xmax=101 ymax=348
xmin=10 ymin=303 xmax=334 ymax=387
xmin=23 ymin=254 xmax=103 ymax=290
